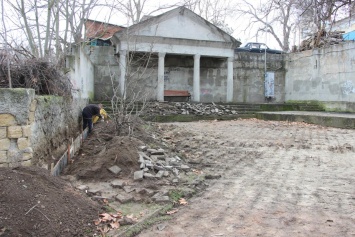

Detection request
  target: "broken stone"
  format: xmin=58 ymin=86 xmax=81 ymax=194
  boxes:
xmin=151 ymin=155 xmax=166 ymax=160
xmin=163 ymin=171 xmax=170 ymax=177
xmin=147 ymin=148 xmax=165 ymax=155
xmin=153 ymin=165 xmax=165 ymax=171
xmin=138 ymin=153 xmax=145 ymax=163
xmin=164 ymin=166 xmax=173 ymax=170
xmin=134 ymin=170 xmax=144 ymax=181
xmin=87 ymin=188 xmax=101 ymax=196
xmin=137 ymin=151 xmax=151 ymax=160
xmin=144 ymin=160 xmax=153 ymax=168
xmin=92 ymin=196 xmax=113 ymax=202
xmin=133 ymin=196 xmax=143 ymax=202
xmin=123 ymin=186 xmax=136 ymax=193
xmin=152 ymin=194 xmax=170 ymax=203
xmin=119 ymin=216 xmax=137 ymax=225
xmin=147 ymin=189 xmax=156 ymax=196
xmin=76 ymin=185 xmax=88 ymax=191
xmin=180 ymin=164 xmax=190 ymax=171
xmin=172 ymin=168 xmax=179 ymax=176
xmin=143 ymin=173 xmax=155 ymax=179
xmin=139 ymin=146 xmax=148 ymax=152
xmin=110 ymin=180 xmax=126 ymax=188
xmin=155 ymin=170 xmax=165 ymax=178
xmin=157 ymin=224 xmax=166 ymax=231
xmin=108 ymin=165 xmax=122 ymax=175
xmin=115 ymin=193 xmax=133 ymax=203
xmin=172 ymin=179 xmax=179 ymax=184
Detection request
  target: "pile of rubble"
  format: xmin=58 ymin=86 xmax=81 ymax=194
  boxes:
xmin=298 ymin=30 xmax=344 ymax=51
xmin=134 ymin=146 xmax=190 ymax=183
xmin=144 ymin=102 xmax=238 ymax=116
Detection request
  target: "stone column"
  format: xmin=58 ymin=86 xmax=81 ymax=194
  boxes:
xmin=193 ymin=54 xmax=201 ymax=102
xmin=157 ymin=52 xmax=166 ymax=102
xmin=227 ymin=57 xmax=234 ymax=102
xmin=119 ymin=50 xmax=127 ymax=97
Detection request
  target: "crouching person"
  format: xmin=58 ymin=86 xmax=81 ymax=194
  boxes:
xmin=82 ymin=104 xmax=103 ymax=134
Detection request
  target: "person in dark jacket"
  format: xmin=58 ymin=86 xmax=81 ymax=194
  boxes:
xmin=82 ymin=104 xmax=102 ymax=133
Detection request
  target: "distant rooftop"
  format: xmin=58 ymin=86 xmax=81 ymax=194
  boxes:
xmin=85 ymin=19 xmax=125 ymax=40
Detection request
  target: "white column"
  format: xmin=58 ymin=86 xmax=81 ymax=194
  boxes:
xmin=227 ymin=57 xmax=234 ymax=102
xmin=157 ymin=52 xmax=166 ymax=102
xmin=119 ymin=50 xmax=127 ymax=97
xmin=193 ymin=54 xmax=201 ymax=102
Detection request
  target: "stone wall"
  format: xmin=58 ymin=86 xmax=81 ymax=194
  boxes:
xmin=0 ymin=89 xmax=36 ymax=167
xmin=0 ymin=88 xmax=87 ymax=168
xmin=31 ymin=96 xmax=87 ymax=168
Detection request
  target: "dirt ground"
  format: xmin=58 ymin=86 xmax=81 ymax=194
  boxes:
xmin=137 ymin=119 xmax=355 ymax=237
xmin=1 ymin=118 xmax=354 ymax=236
xmin=0 ymin=166 xmax=101 ymax=236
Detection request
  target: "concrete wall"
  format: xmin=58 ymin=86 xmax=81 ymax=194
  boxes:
xmin=285 ymin=42 xmax=355 ymax=107
xmin=90 ymin=46 xmax=120 ymax=101
xmin=0 ymin=88 xmax=86 ymax=168
xmin=234 ymin=52 xmax=286 ymax=103
xmin=67 ymin=45 xmax=95 ymax=99
xmin=85 ymin=47 xmax=286 ymax=103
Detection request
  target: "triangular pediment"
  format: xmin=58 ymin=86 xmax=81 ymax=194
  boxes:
xmin=115 ymin=7 xmax=238 ymax=44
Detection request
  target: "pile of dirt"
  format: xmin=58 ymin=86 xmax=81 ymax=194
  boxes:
xmin=63 ymin=119 xmax=163 ymax=181
xmin=0 ymin=166 xmax=101 ymax=236
xmin=0 ymin=119 xmax=169 ymax=237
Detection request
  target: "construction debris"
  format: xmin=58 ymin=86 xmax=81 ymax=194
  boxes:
xmin=297 ymin=30 xmax=344 ymax=52
xmin=135 ymin=146 xmax=190 ymax=181
xmin=143 ymin=102 xmax=238 ymax=116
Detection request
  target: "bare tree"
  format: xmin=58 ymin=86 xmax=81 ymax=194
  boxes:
xmin=1 ymin=0 xmax=99 ymax=60
xmin=109 ymin=51 xmax=155 ymax=136
xmin=1 ymin=0 xmax=11 ymax=87
xmin=237 ymin=0 xmax=299 ymax=52
xmin=107 ymin=0 xmax=176 ymax=25
xmin=297 ymin=0 xmax=354 ymax=32
xmin=182 ymin=0 xmax=236 ymax=34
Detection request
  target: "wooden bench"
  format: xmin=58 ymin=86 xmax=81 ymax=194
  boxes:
xmin=164 ymin=90 xmax=191 ymax=102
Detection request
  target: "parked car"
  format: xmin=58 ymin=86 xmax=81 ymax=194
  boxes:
xmin=235 ymin=42 xmax=284 ymax=54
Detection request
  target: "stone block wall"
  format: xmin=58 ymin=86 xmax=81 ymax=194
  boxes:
xmin=0 ymin=89 xmax=36 ymax=167
xmin=0 ymin=88 xmax=87 ymax=168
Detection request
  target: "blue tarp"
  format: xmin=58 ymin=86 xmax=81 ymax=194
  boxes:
xmin=343 ymin=31 xmax=355 ymax=40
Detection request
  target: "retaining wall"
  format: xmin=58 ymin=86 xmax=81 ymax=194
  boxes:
xmin=0 ymin=88 xmax=87 ymax=168
xmin=285 ymin=41 xmax=355 ymax=111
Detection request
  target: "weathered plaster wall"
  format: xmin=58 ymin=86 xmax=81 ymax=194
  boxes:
xmin=285 ymin=42 xmax=355 ymax=105
xmin=67 ymin=45 xmax=95 ymax=99
xmin=234 ymin=53 xmax=286 ymax=103
xmin=86 ymin=47 xmax=286 ymax=103
xmin=88 ymin=46 xmax=120 ymax=101
xmin=0 ymin=88 xmax=86 ymax=168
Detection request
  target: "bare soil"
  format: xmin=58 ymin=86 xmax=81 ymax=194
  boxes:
xmin=1 ymin=118 xmax=354 ymax=237
xmin=0 ymin=166 xmax=100 ymax=237
xmin=137 ymin=119 xmax=355 ymax=237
